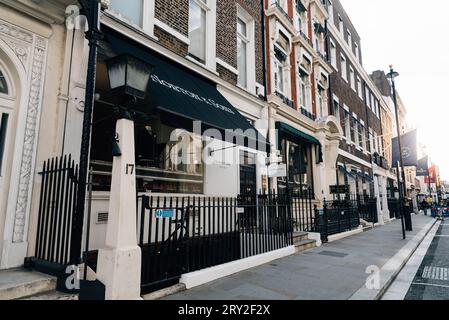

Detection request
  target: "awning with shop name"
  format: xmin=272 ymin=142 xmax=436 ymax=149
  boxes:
xmin=103 ymin=27 xmax=269 ymax=153
xmin=275 ymin=122 xmax=323 ymax=163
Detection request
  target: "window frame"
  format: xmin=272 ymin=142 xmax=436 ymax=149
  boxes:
xmin=340 ymin=54 xmax=347 ymax=82
xmin=107 ymin=0 xmax=155 ymax=37
xmin=187 ymin=0 xmax=217 ymax=71
xmin=236 ymin=5 xmax=256 ymax=94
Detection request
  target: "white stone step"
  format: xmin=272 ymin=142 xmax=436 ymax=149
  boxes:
xmin=0 ymin=268 xmax=56 ymax=300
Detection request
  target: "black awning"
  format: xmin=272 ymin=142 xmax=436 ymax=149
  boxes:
xmin=103 ymin=27 xmax=269 ymax=153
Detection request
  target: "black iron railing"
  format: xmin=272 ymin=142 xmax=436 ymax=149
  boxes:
xmin=34 ymin=155 xmax=80 ymax=265
xmin=275 ymin=91 xmax=296 ymax=109
xmin=300 ymin=106 xmax=316 ymax=121
xmin=137 ymin=193 xmax=294 ymax=294
xmin=317 ymin=198 xmax=360 ymax=242
xmin=388 ymin=198 xmax=401 ymax=219
xmin=290 ymin=188 xmax=316 ymax=233
xmin=271 ymin=0 xmax=293 ymax=25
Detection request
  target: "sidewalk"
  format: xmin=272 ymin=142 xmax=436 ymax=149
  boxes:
xmin=163 ymin=214 xmax=436 ymax=300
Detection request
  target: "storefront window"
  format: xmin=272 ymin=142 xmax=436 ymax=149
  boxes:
xmin=90 ymin=101 xmax=204 ymax=194
xmin=278 ymin=138 xmax=314 ymax=195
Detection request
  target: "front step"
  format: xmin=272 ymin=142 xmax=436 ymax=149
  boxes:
xmin=21 ymin=290 xmax=78 ymax=300
xmin=0 ymin=268 xmax=56 ymax=300
xmin=293 ymin=232 xmax=309 ymax=243
xmin=294 ymin=239 xmax=317 ymax=253
xmin=293 ymin=232 xmax=318 ymax=253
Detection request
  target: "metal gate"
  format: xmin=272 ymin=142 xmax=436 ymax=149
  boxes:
xmin=137 ymin=193 xmax=293 ymax=294
xmin=26 ymin=155 xmax=81 ymax=271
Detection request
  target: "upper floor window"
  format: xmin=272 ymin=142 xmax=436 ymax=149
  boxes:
xmin=354 ymin=43 xmax=359 ymax=61
xmin=330 ymin=40 xmax=337 ymax=69
xmin=365 ymin=87 xmax=371 ymax=108
xmin=341 ymin=54 xmax=347 ymax=81
xmin=347 ymin=30 xmax=352 ymax=51
xmin=188 ymin=0 xmax=209 ymax=63
xmin=109 ymin=0 xmax=143 ymax=27
xmin=357 ymin=76 xmax=363 ymax=99
xmin=298 ymin=74 xmax=308 ymax=109
xmin=274 ymin=32 xmax=290 ymax=95
xmin=237 ymin=18 xmax=248 ymax=88
xmin=236 ymin=8 xmax=256 ymax=93
xmin=338 ymin=15 xmax=343 ymax=34
xmin=0 ymin=70 xmax=8 ymax=95
xmin=332 ymin=96 xmax=340 ymax=120
xmin=349 ymin=67 xmax=355 ymax=91
xmin=328 ymin=0 xmax=334 ymax=24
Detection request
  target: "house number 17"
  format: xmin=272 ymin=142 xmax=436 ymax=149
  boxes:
xmin=126 ymin=164 xmax=135 ymax=175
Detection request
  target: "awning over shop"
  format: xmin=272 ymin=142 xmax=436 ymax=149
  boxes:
xmin=338 ymin=163 xmax=357 ymax=180
xmin=275 ymin=122 xmax=323 ymax=163
xmin=102 ymin=27 xmax=269 ymax=153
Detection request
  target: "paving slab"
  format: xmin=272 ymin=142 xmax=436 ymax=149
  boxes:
xmin=163 ymin=214 xmax=435 ymax=300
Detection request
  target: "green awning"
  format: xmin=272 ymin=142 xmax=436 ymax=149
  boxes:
xmin=275 ymin=122 xmax=323 ymax=163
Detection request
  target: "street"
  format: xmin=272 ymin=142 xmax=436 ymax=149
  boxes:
xmin=405 ymin=221 xmax=449 ymax=300
xmin=382 ymin=219 xmax=449 ymax=300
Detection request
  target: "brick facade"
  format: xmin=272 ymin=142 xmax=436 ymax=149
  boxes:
xmin=153 ymin=0 xmax=264 ymax=88
xmin=155 ymin=0 xmax=189 ymax=36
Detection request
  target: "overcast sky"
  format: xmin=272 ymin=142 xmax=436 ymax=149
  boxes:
xmin=340 ymin=0 xmax=449 ymax=180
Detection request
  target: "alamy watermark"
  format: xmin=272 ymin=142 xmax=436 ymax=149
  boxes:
xmin=365 ymin=265 xmax=381 ymax=290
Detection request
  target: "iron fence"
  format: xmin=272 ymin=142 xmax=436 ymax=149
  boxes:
xmin=33 ymin=155 xmax=80 ymax=265
xmin=388 ymin=198 xmax=401 ymax=219
xmin=137 ymin=193 xmax=293 ymax=294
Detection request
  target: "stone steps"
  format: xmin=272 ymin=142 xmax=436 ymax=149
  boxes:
xmin=293 ymin=231 xmax=317 ymax=253
xmin=294 ymin=239 xmax=317 ymax=253
xmin=0 ymin=268 xmax=56 ymax=300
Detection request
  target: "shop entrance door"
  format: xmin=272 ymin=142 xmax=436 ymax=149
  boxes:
xmin=239 ymin=151 xmax=257 ymax=195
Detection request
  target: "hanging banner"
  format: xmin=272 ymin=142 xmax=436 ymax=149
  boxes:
xmin=392 ymin=130 xmax=418 ymax=167
xmin=424 ymin=165 xmax=436 ymax=184
xmin=416 ymin=156 xmax=429 ymax=177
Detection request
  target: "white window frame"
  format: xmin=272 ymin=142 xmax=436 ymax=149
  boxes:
xmin=347 ymin=30 xmax=352 ymax=51
xmin=338 ymin=15 xmax=343 ymax=35
xmin=332 ymin=94 xmax=340 ymax=120
xmin=236 ymin=5 xmax=256 ymax=94
xmin=341 ymin=54 xmax=347 ymax=82
xmin=354 ymin=42 xmax=359 ymax=61
xmin=349 ymin=67 xmax=355 ymax=91
xmin=107 ymin=0 xmax=156 ymax=37
xmin=187 ymin=0 xmax=217 ymax=71
xmin=330 ymin=39 xmax=337 ymax=69
xmin=357 ymin=76 xmax=363 ymax=100
xmin=328 ymin=0 xmax=334 ymax=25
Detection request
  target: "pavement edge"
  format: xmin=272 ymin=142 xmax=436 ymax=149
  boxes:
xmin=349 ymin=217 xmax=438 ymax=300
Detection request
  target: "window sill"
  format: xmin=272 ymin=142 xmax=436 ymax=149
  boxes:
xmin=186 ymin=55 xmax=219 ymax=76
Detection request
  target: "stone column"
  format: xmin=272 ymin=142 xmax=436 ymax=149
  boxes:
xmin=381 ymin=177 xmax=390 ymax=221
xmin=373 ymin=175 xmax=384 ymax=225
xmin=96 ymin=119 xmax=142 ymax=300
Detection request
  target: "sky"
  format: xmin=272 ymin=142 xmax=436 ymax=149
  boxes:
xmin=340 ymin=0 xmax=449 ymax=180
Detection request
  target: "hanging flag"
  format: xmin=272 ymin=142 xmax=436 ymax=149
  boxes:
xmin=416 ymin=156 xmax=429 ymax=177
xmin=424 ymin=165 xmax=436 ymax=184
xmin=391 ymin=130 xmax=418 ymax=167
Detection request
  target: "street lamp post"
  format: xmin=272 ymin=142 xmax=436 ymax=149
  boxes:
xmin=94 ymin=54 xmax=153 ymax=300
xmin=387 ymin=65 xmax=407 ymax=240
xmin=72 ymin=0 xmax=102 ymax=264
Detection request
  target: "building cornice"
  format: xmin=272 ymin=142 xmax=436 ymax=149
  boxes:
xmin=1 ymin=0 xmax=75 ymax=25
